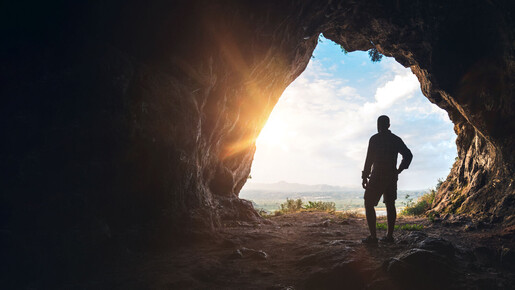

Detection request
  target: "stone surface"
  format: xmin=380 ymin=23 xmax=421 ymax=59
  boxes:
xmin=2 ymin=0 xmax=514 ymax=286
xmin=303 ymin=260 xmax=368 ymax=290
xmin=416 ymin=237 xmax=456 ymax=258
xmin=384 ymin=248 xmax=456 ymax=289
xmin=239 ymin=247 xmax=268 ymax=260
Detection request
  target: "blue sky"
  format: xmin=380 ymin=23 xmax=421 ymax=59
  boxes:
xmin=244 ymin=37 xmax=457 ymax=190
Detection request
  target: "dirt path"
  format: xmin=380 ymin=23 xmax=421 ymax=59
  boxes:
xmin=85 ymin=212 xmax=515 ymax=289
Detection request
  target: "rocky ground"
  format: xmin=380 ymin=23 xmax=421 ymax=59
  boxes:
xmin=77 ymin=212 xmax=515 ymax=289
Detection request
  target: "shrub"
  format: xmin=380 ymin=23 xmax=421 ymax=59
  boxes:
xmin=400 ymin=190 xmax=436 ymax=216
xmin=279 ymin=198 xmax=303 ymax=213
xmin=335 ymin=210 xmax=365 ymax=219
xmin=427 ymin=212 xmax=436 ymax=223
xmin=275 ymin=198 xmax=337 ymax=215
xmin=303 ymin=201 xmax=336 ymax=212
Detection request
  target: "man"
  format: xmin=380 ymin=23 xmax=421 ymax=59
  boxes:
xmin=361 ymin=115 xmax=413 ymax=244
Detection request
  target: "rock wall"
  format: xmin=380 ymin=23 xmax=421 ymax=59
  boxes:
xmin=2 ymin=0 xmax=514 ymax=284
xmin=2 ymin=1 xmax=320 ymax=283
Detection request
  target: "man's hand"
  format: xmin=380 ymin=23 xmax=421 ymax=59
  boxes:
xmin=361 ymin=171 xmax=369 ymax=189
xmin=362 ymin=178 xmax=368 ymax=189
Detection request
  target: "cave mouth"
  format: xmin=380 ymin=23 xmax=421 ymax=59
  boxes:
xmin=3 ymin=0 xmax=514 ymax=287
xmin=241 ymin=36 xmax=457 ymax=213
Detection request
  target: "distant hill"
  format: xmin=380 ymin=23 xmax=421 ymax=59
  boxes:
xmin=241 ymin=181 xmax=360 ymax=193
xmin=239 ymin=181 xmax=428 ymax=202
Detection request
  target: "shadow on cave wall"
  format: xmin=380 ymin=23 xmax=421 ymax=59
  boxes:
xmin=1 ymin=0 xmax=514 ymax=286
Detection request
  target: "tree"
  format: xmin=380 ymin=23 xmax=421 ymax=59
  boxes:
xmin=368 ymin=48 xmax=383 ymax=62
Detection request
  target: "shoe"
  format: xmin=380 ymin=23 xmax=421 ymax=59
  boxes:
xmin=361 ymin=236 xmax=378 ymax=244
xmin=380 ymin=236 xmax=394 ymax=243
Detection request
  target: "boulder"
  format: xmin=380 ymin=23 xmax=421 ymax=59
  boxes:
xmin=384 ymin=248 xmax=456 ymax=289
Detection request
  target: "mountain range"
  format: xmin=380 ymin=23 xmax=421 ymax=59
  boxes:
xmin=241 ymin=181 xmax=361 ymax=193
xmin=240 ymin=181 xmax=427 ymax=201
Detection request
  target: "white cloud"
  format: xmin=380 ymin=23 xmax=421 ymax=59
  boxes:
xmin=360 ymin=70 xmax=420 ymax=120
xmin=374 ymin=73 xmax=418 ymax=106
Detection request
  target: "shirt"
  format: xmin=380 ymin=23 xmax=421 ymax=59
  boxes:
xmin=363 ymin=130 xmax=413 ymax=179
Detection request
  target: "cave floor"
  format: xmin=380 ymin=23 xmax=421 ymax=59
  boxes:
xmin=86 ymin=212 xmax=515 ymax=289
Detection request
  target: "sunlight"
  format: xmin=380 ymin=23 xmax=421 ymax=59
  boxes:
xmin=240 ymin=36 xmax=457 ymax=215
xmin=256 ymin=113 xmax=293 ymax=150
xmin=243 ymin=36 xmax=457 ymax=192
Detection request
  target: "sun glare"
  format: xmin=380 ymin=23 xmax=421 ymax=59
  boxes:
xmin=256 ymin=114 xmax=288 ymax=146
xmin=256 ymin=114 xmax=291 ymax=150
xmin=244 ymin=36 xmax=457 ymax=189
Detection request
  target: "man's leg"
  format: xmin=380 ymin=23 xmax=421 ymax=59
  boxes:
xmin=385 ymin=201 xmax=396 ymax=238
xmin=365 ymin=199 xmax=377 ymax=239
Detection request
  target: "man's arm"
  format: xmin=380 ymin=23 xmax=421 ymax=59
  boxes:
xmin=397 ymin=139 xmax=413 ymax=174
xmin=362 ymin=138 xmax=374 ymax=188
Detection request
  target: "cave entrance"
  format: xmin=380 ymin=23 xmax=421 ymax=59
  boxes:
xmin=240 ymin=36 xmax=457 ymax=214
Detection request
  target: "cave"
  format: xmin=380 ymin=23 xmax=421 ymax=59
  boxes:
xmin=3 ymin=0 xmax=514 ymax=287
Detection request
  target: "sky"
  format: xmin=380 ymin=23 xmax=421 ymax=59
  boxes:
xmin=244 ymin=36 xmax=457 ymax=190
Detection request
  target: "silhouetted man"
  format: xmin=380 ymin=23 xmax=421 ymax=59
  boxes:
xmin=361 ymin=115 xmax=412 ymax=244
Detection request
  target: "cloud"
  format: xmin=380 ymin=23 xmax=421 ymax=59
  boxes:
xmin=249 ymin=53 xmax=456 ymax=190
xmin=360 ymin=70 xmax=420 ymax=120
xmin=374 ymin=72 xmax=418 ymax=107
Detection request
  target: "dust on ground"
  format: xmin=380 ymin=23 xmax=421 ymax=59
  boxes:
xmin=88 ymin=212 xmax=515 ymax=289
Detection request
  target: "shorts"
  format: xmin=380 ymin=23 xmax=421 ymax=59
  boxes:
xmin=364 ymin=173 xmax=397 ymax=206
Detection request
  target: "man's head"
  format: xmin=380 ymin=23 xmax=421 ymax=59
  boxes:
xmin=377 ymin=115 xmax=390 ymax=132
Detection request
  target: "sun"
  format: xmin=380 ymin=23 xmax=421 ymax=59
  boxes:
xmin=256 ymin=114 xmax=288 ymax=147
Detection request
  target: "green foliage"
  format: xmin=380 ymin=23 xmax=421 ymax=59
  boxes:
xmin=275 ymin=198 xmax=337 ymax=215
xmin=376 ymin=223 xmax=424 ymax=231
xmin=368 ymin=48 xmax=383 ymax=62
xmin=339 ymin=45 xmax=348 ymax=54
xmin=340 ymin=210 xmax=364 ymax=218
xmin=400 ymin=224 xmax=424 ymax=231
xmin=331 ymin=211 xmax=365 ymax=221
xmin=403 ymin=193 xmax=414 ymax=208
xmin=303 ymin=201 xmax=336 ymax=212
xmin=376 ymin=222 xmax=388 ymax=230
xmin=279 ymin=198 xmax=303 ymax=213
xmin=427 ymin=212 xmax=436 ymax=223
xmin=450 ymin=193 xmax=466 ymax=214
xmin=400 ymin=189 xmax=436 ymax=216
